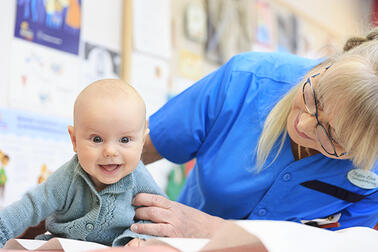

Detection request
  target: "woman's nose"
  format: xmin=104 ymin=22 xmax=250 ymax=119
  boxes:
xmin=297 ymin=112 xmax=317 ymax=138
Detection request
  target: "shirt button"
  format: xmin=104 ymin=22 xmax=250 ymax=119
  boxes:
xmin=86 ymin=223 xmax=94 ymax=231
xmin=258 ymin=208 xmax=267 ymax=216
xmin=282 ymin=173 xmax=292 ymax=181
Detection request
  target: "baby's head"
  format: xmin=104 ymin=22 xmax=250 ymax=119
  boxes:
xmin=68 ymin=79 xmax=149 ymax=191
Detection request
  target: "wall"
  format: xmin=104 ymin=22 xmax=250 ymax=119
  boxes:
xmin=0 ymin=0 xmax=374 ymax=204
xmin=0 ymin=0 xmax=124 ymax=206
xmin=278 ymin=0 xmax=372 ymax=39
xmin=169 ymin=0 xmax=373 ymax=84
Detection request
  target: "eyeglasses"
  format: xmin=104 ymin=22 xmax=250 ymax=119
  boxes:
xmin=302 ymin=68 xmax=346 ymax=157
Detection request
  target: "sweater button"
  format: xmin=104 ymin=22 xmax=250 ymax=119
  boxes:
xmin=86 ymin=223 xmax=94 ymax=231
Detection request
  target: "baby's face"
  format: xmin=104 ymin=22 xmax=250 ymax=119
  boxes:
xmin=69 ymin=95 xmax=147 ymax=191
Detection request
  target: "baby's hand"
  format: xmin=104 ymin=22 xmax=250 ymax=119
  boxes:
xmin=125 ymin=238 xmax=144 ymax=247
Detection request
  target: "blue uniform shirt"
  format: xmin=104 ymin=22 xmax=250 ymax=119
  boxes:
xmin=149 ymin=52 xmax=378 ymax=229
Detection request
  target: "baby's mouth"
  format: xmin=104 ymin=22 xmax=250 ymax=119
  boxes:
xmin=99 ymin=164 xmax=122 ymax=172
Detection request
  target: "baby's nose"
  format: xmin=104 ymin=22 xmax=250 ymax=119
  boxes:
xmin=103 ymin=145 xmax=118 ymax=158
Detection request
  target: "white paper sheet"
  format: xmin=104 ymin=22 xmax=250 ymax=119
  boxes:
xmin=235 ymin=220 xmax=378 ymax=252
xmin=3 ymin=221 xmax=378 ymax=252
xmin=130 ymin=52 xmax=169 ymax=117
xmin=133 ymin=0 xmax=171 ymax=59
xmin=9 ymin=39 xmax=80 ymax=119
xmin=4 ymin=238 xmax=108 ymax=251
xmin=147 ymin=220 xmax=378 ymax=252
xmin=154 ymin=237 xmax=208 ymax=251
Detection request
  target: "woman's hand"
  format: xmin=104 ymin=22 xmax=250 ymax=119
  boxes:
xmin=131 ymin=193 xmax=226 ymax=238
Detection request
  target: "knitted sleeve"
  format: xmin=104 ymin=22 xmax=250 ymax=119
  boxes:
xmin=0 ymin=157 xmax=76 ymax=247
xmin=132 ymin=161 xmax=166 ymax=196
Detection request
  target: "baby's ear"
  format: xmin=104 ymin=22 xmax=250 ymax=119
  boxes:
xmin=68 ymin=126 xmax=77 ymax=152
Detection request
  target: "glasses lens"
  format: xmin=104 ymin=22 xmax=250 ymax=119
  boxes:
xmin=303 ymin=83 xmax=316 ymax=114
xmin=316 ymin=125 xmax=335 ymax=154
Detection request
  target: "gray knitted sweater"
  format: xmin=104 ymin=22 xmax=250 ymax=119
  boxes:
xmin=0 ymin=155 xmax=165 ymax=247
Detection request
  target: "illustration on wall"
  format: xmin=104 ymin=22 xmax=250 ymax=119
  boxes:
xmin=178 ymin=50 xmax=204 ymax=80
xmin=0 ymin=108 xmax=73 ymax=207
xmin=275 ymin=9 xmax=299 ymax=54
xmin=14 ymin=0 xmax=82 ymax=55
xmin=38 ymin=163 xmax=52 ymax=184
xmin=9 ymin=39 xmax=80 ymax=119
xmin=253 ymin=0 xmax=274 ymax=50
xmin=81 ymin=42 xmax=121 ymax=88
xmin=184 ymin=1 xmax=207 ymax=43
xmin=205 ymin=0 xmax=253 ymax=64
xmin=0 ymin=150 xmax=10 ymax=205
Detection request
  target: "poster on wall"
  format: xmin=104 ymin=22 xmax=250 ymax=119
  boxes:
xmin=133 ymin=0 xmax=171 ymax=59
xmin=205 ymin=0 xmax=253 ymax=65
xmin=14 ymin=0 xmax=81 ymax=55
xmin=131 ymin=52 xmax=169 ymax=117
xmin=275 ymin=9 xmax=299 ymax=54
xmin=178 ymin=50 xmax=204 ymax=81
xmin=9 ymin=39 xmax=80 ymax=119
xmin=81 ymin=42 xmax=121 ymax=90
xmin=253 ymin=0 xmax=274 ymax=51
xmin=0 ymin=108 xmax=73 ymax=208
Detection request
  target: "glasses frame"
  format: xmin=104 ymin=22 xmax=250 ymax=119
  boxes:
xmin=302 ymin=69 xmax=346 ymax=157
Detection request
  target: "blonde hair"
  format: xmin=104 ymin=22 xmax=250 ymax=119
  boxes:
xmin=256 ymin=28 xmax=378 ymax=171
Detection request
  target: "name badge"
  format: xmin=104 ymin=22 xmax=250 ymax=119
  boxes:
xmin=347 ymin=169 xmax=378 ymax=189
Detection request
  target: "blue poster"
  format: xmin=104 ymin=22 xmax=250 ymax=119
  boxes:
xmin=0 ymin=108 xmax=71 ymax=141
xmin=14 ymin=0 xmax=82 ymax=55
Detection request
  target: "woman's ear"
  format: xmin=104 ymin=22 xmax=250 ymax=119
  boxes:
xmin=68 ymin=125 xmax=77 ymax=152
xmin=144 ymin=120 xmax=150 ymax=138
xmin=144 ymin=127 xmax=150 ymax=139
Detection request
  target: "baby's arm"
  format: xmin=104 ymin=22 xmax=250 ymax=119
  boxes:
xmin=0 ymin=184 xmax=54 ymax=246
xmin=0 ymin=163 xmax=72 ymax=246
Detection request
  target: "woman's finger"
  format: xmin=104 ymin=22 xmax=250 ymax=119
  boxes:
xmin=132 ymin=194 xmax=226 ymax=238
xmin=133 ymin=193 xmax=172 ymax=209
xmin=135 ymin=206 xmax=173 ymax=223
xmin=131 ymin=223 xmax=178 ymax=237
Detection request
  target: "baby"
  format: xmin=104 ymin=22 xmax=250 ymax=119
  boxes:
xmin=0 ymin=79 xmax=165 ymax=247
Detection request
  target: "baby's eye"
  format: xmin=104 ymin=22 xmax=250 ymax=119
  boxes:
xmin=92 ymin=136 xmax=103 ymax=143
xmin=120 ymin=137 xmax=130 ymax=143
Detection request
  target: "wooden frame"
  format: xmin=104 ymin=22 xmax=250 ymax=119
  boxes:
xmin=121 ymin=0 xmax=133 ymax=83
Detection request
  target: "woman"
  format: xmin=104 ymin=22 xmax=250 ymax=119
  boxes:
xmin=130 ymin=28 xmax=378 ymax=238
